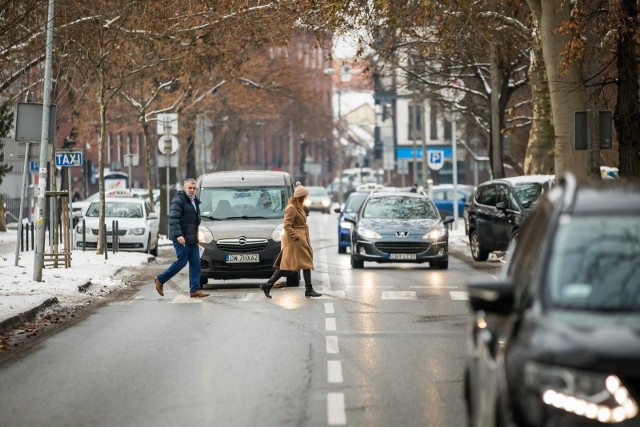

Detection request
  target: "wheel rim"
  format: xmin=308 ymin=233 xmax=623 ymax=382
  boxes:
xmin=470 ymin=233 xmax=479 ymax=258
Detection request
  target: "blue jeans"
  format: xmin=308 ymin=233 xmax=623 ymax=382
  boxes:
xmin=157 ymin=241 xmax=201 ymax=294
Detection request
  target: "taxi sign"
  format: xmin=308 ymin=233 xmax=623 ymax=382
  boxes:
xmin=55 ymin=150 xmax=83 ymax=167
xmin=106 ymin=189 xmax=134 ymax=197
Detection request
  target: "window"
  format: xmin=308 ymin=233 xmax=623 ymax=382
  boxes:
xmin=477 ymin=185 xmax=498 ymax=207
xmin=430 ymin=105 xmax=438 ymax=140
xmin=408 ymin=104 xmax=423 ymax=140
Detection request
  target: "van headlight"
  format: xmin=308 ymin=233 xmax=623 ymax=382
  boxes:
xmin=304 ymin=198 xmax=311 ymax=207
xmin=198 ymin=226 xmax=214 ymax=244
xmin=272 ymin=223 xmax=284 ymax=242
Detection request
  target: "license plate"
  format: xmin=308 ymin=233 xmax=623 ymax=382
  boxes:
xmin=226 ymin=254 xmax=259 ymax=263
xmin=389 ymin=253 xmax=416 ymax=260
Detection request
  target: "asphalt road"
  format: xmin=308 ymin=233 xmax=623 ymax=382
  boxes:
xmin=0 ymin=213 xmax=500 ymax=427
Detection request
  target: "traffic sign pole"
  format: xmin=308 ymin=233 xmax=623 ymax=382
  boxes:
xmin=34 ymin=0 xmax=55 ymax=282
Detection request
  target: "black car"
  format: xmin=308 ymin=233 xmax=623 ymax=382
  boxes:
xmin=467 ymin=175 xmax=554 ymax=261
xmin=465 ymin=174 xmax=640 ymax=427
xmin=344 ymin=192 xmax=454 ymax=269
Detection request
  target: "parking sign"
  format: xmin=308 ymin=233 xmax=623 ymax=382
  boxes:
xmin=428 ymin=150 xmax=445 ymax=171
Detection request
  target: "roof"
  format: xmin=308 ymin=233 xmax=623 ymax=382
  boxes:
xmin=198 ymin=170 xmax=291 ymax=187
xmin=479 ymin=175 xmax=555 ymax=187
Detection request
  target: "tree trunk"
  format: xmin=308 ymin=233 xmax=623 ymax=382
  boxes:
xmin=524 ymin=30 xmax=555 ymax=175
xmin=97 ymin=82 xmax=107 ymax=255
xmin=141 ymin=119 xmax=155 ymax=211
xmin=531 ymin=0 xmax=588 ymax=178
xmin=615 ymin=0 xmax=640 ymax=177
xmin=490 ymin=43 xmax=504 ymax=178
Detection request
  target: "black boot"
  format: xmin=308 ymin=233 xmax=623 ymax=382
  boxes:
xmin=305 ymin=285 xmax=321 ymax=298
xmin=260 ymin=282 xmax=273 ymax=299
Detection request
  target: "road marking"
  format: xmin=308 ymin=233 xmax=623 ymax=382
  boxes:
xmin=326 ymin=318 xmax=336 ymax=331
xmin=326 ymin=336 xmax=339 ymax=354
xmin=450 ymin=291 xmax=469 ymax=300
xmin=324 ymin=302 xmax=334 ymax=314
xmin=327 ymin=392 xmax=347 ymax=425
xmin=168 ymin=295 xmax=203 ymax=304
xmin=327 ymin=360 xmax=343 ymax=383
xmin=318 ymin=249 xmax=332 ymax=291
xmin=381 ymin=291 xmax=416 ymax=300
xmin=409 ymin=285 xmax=459 ymax=289
xmin=238 ymin=293 xmax=265 ymax=302
xmin=347 ymin=285 xmax=395 ymax=288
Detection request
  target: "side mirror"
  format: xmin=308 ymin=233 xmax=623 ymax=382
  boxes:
xmin=466 ymin=279 xmax=514 ymax=314
xmin=344 ymin=216 xmax=356 ymax=224
xmin=442 ymin=216 xmax=454 ymax=225
xmin=148 ymin=212 xmax=158 ymax=220
xmin=334 ymin=206 xmax=342 ymax=213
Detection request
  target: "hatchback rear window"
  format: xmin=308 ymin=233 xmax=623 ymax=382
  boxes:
xmin=547 ymin=215 xmax=640 ymax=311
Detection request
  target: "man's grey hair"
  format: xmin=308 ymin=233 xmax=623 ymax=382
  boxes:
xmin=184 ymin=178 xmax=196 ymax=185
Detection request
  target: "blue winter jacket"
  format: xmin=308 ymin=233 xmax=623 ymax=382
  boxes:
xmin=168 ymin=191 xmax=201 ymax=245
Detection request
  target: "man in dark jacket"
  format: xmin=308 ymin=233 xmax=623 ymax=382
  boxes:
xmin=154 ymin=178 xmax=209 ymax=298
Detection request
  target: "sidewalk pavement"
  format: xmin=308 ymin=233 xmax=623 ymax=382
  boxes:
xmin=0 ymin=229 xmax=156 ymax=335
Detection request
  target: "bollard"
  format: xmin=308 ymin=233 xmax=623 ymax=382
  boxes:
xmin=115 ymin=220 xmax=120 ymax=253
xmin=111 ymin=220 xmax=116 ymax=254
xmin=20 ymin=223 xmax=24 ymax=252
xmin=104 ymin=223 xmax=108 ymax=260
xmin=30 ymin=222 xmax=34 ymax=251
xmin=82 ymin=219 xmax=86 ymax=252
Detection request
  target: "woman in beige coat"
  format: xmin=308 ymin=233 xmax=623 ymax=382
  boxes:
xmin=260 ymin=182 xmax=321 ymax=298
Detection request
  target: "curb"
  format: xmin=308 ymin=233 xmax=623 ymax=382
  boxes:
xmin=0 ymin=297 xmax=59 ymax=335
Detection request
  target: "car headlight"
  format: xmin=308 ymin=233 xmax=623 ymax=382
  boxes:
xmin=129 ymin=227 xmax=146 ymax=236
xmin=340 ymin=221 xmax=352 ymax=230
xmin=272 ymin=223 xmax=284 ymax=242
xmin=357 ymin=226 xmax=382 ymax=240
xmin=198 ymin=226 xmax=214 ymax=244
xmin=525 ymin=362 xmax=638 ymax=423
xmin=423 ymin=223 xmax=446 ymax=240
xmin=322 ymin=199 xmax=331 ymax=207
xmin=304 ymin=199 xmax=311 ymax=207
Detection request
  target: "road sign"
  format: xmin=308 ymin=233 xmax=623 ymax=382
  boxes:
xmin=428 ymin=150 xmax=445 ymax=171
xmin=15 ymin=103 xmax=57 ymax=143
xmin=55 ymin=150 xmax=83 ymax=167
xmin=157 ymin=113 xmax=178 ymax=135
xmin=3 ymin=140 xmax=47 ymax=161
xmin=158 ymin=135 xmax=178 ymax=155
xmin=30 ymin=161 xmax=39 ymax=172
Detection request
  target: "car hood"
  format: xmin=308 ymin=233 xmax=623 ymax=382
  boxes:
xmin=528 ymin=310 xmax=640 ymax=374
xmin=201 ymin=217 xmax=282 ymax=239
xmin=358 ymin=218 xmax=441 ymax=234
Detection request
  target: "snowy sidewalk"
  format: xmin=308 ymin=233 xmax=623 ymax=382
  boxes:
xmin=0 ymin=230 xmax=153 ymax=334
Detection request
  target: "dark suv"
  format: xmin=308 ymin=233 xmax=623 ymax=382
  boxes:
xmin=467 ymin=175 xmax=554 ymax=261
xmin=464 ymin=174 xmax=640 ymax=427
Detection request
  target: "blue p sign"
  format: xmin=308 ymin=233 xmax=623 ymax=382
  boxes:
xmin=428 ymin=150 xmax=445 ymax=171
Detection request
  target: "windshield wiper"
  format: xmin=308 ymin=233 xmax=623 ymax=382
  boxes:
xmin=201 ymin=215 xmax=222 ymax=221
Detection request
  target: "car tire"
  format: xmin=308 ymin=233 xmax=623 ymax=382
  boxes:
xmin=146 ymin=236 xmax=152 ymax=255
xmin=338 ymin=245 xmax=347 ymax=254
xmin=150 ymin=240 xmax=158 ymax=257
xmin=430 ymin=259 xmax=448 ymax=270
xmin=286 ymin=272 xmax=301 ymax=287
xmin=351 ymin=253 xmax=364 ymax=269
xmin=470 ymin=230 xmax=489 ymax=261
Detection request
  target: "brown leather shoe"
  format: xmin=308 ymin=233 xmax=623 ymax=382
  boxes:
xmin=190 ymin=290 xmax=209 ymax=298
xmin=154 ymin=278 xmax=164 ymax=296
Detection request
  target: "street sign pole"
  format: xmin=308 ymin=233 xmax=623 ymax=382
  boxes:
xmin=34 ymin=0 xmax=55 ymax=282
xmin=15 ymin=142 xmax=30 ymax=266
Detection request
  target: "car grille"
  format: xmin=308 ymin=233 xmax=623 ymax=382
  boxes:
xmin=91 ymin=229 xmax=127 ymax=236
xmin=216 ymin=238 xmax=269 ymax=253
xmin=375 ymin=242 xmax=431 ymax=254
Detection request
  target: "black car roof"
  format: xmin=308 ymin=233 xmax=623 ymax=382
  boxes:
xmin=555 ymin=177 xmax=640 ymax=214
xmin=477 ymin=175 xmax=555 ymax=188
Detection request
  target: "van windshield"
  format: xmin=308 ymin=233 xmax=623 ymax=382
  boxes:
xmin=199 ymin=187 xmax=287 ymax=220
